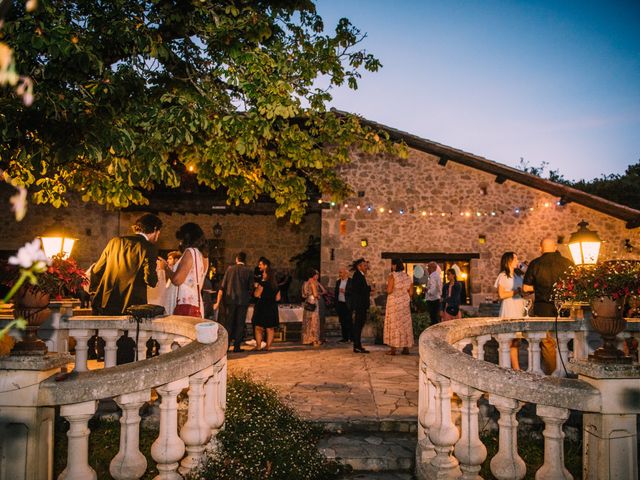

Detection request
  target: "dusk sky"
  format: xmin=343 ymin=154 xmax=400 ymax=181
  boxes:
xmin=316 ymin=0 xmax=640 ymax=181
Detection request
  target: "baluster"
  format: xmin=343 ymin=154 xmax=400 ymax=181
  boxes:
xmin=572 ymin=329 xmax=589 ymax=361
xmin=524 ymin=332 xmax=545 ymax=375
xmin=110 ymin=390 xmax=149 ymax=480
xmin=496 ymin=333 xmax=513 ymax=368
xmin=553 ymin=333 xmax=571 ymax=378
xmin=58 ymin=400 xmax=97 ymax=480
xmin=475 ymin=334 xmax=491 ymax=361
xmin=100 ymin=329 xmax=120 ymax=368
xmin=179 ymin=369 xmax=212 ymax=474
xmin=535 ymin=405 xmax=572 ymax=480
xmin=69 ymin=329 xmax=91 ymax=373
xmin=155 ymin=333 xmax=173 ymax=354
xmin=428 ymin=373 xmax=461 ymax=478
xmin=136 ymin=330 xmax=150 ymax=361
xmin=204 ymin=361 xmax=226 ymax=447
xmin=417 ymin=363 xmax=436 ymax=467
xmin=452 ymin=383 xmax=487 ymax=480
xmin=489 ymin=394 xmax=526 ymax=480
xmin=151 ymin=378 xmax=188 ymax=480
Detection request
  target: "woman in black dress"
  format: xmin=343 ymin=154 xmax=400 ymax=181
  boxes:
xmin=252 ymin=257 xmax=280 ymax=351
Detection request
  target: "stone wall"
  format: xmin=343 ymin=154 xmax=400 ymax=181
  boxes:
xmin=0 ymin=187 xmax=320 ymax=273
xmin=320 ymin=148 xmax=640 ymax=305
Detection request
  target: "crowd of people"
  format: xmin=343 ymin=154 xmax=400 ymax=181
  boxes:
xmin=86 ymin=213 xmax=584 ymax=368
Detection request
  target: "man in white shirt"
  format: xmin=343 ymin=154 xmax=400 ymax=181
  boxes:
xmin=424 ymin=262 xmax=442 ymax=324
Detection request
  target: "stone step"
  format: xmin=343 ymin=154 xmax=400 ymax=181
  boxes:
xmin=317 ymin=418 xmax=417 ymax=434
xmin=319 ymin=432 xmax=416 ymax=473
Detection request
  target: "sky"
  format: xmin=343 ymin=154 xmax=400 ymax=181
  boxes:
xmin=315 ymin=0 xmax=640 ymax=181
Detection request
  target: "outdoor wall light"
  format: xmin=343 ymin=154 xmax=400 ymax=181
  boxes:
xmin=567 ymin=220 xmax=602 ymax=265
xmin=39 ymin=234 xmax=77 ymax=259
xmin=478 ymin=235 xmax=486 ymax=244
xmin=360 ymin=238 xmax=368 ymax=247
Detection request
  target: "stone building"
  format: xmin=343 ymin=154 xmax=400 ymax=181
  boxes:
xmin=320 ymin=117 xmax=640 ymax=305
xmin=1 ymin=116 xmax=639 ymax=306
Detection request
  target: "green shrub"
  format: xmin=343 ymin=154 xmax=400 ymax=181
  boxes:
xmin=412 ymin=311 xmax=430 ymax=339
xmin=189 ymin=373 xmax=342 ymax=480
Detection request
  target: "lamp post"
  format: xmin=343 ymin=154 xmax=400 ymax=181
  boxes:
xmin=39 ymin=234 xmax=77 ymax=259
xmin=567 ymin=220 xmax=601 ymax=266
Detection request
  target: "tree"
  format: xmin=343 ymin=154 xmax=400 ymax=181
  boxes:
xmin=0 ymin=0 xmax=400 ymax=222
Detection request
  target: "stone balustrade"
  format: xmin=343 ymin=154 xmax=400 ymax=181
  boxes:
xmin=0 ymin=305 xmax=227 ymax=480
xmin=417 ymin=316 xmax=639 ymax=480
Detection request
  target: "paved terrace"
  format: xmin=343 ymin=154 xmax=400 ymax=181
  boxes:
xmin=227 ymin=341 xmax=419 ymax=426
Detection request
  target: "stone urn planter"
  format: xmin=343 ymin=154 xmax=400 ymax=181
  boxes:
xmin=589 ymin=296 xmax=630 ymax=364
xmin=11 ymin=286 xmax=51 ymax=355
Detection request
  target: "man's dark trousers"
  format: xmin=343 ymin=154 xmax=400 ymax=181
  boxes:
xmin=426 ymin=299 xmax=441 ymax=324
xmin=227 ymin=304 xmax=249 ymax=350
xmin=336 ymin=301 xmax=352 ymax=341
xmin=352 ymin=307 xmax=367 ymax=349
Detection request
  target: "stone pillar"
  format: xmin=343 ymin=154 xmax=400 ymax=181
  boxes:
xmin=428 ymin=373 xmax=461 ymax=479
xmin=110 ymin=390 xmax=149 ymax=480
xmin=204 ymin=360 xmax=226 ymax=444
xmin=553 ymin=332 xmax=572 ymax=378
xmin=496 ymin=333 xmax=514 ymax=369
xmin=38 ymin=300 xmax=75 ymax=353
xmin=155 ymin=333 xmax=173 ymax=354
xmin=59 ymin=400 xmax=98 ymax=480
xmin=489 ymin=394 xmax=525 ymax=480
xmin=179 ymin=370 xmax=212 ymax=475
xmin=0 ymin=354 xmax=72 ymax=480
xmin=151 ymin=378 xmax=188 ymax=480
xmin=453 ymin=383 xmax=487 ymax=480
xmin=136 ymin=330 xmax=150 ymax=361
xmin=525 ymin=332 xmax=545 ymax=375
xmin=69 ymin=329 xmax=91 ymax=373
xmin=569 ymin=361 xmax=639 ymax=480
xmin=100 ymin=329 xmax=120 ymax=368
xmin=416 ymin=363 xmax=436 ymax=476
xmin=475 ymin=334 xmax=491 ymax=361
xmin=535 ymin=405 xmax=572 ymax=480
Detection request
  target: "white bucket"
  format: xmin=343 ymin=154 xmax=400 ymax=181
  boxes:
xmin=195 ymin=322 xmax=219 ymax=344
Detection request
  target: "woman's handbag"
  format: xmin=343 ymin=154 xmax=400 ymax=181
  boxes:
xmin=303 ymin=301 xmax=317 ymax=312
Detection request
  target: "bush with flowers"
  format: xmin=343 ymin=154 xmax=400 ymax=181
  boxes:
xmin=189 ymin=373 xmax=344 ymax=480
xmin=553 ymin=260 xmax=640 ymax=308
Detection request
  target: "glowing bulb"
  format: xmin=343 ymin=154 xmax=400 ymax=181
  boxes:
xmin=379 ymin=207 xmax=385 ymax=213
xmin=421 ymin=211 xmax=427 ymax=216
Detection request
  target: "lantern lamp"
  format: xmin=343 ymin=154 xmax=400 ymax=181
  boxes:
xmin=39 ymin=234 xmax=77 ymax=259
xmin=567 ymin=220 xmax=601 ymax=265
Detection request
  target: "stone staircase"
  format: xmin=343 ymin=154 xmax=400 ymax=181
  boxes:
xmin=317 ymin=419 xmax=416 ymax=479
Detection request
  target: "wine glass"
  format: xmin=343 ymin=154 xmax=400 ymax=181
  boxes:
xmin=523 ymin=298 xmax=532 ymax=318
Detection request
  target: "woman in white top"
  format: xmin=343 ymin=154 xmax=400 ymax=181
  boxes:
xmin=495 ymin=251 xmax=525 ymax=369
xmin=161 ymin=223 xmax=208 ymax=318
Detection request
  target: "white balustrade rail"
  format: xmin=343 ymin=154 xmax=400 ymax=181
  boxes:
xmin=0 ymin=304 xmax=227 ymax=480
xmin=417 ymin=316 xmax=639 ymax=480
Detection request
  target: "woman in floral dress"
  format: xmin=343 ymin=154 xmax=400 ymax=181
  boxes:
xmin=301 ymin=269 xmax=321 ymax=346
xmin=383 ymin=258 xmax=414 ymax=355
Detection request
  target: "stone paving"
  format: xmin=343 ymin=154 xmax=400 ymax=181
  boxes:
xmin=227 ymin=341 xmax=419 ymax=426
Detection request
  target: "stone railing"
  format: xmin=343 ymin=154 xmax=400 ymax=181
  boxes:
xmin=0 ymin=304 xmax=227 ymax=480
xmin=417 ymin=316 xmax=639 ymax=480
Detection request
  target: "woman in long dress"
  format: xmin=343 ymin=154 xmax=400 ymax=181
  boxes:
xmin=161 ymin=223 xmax=208 ymax=318
xmin=383 ymin=258 xmax=414 ymax=355
xmin=495 ymin=251 xmax=525 ymax=369
xmin=252 ymin=257 xmax=280 ymax=351
xmin=301 ymin=269 xmax=321 ymax=346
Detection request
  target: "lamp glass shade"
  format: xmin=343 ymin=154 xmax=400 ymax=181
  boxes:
xmin=40 ymin=236 xmax=76 ymax=259
xmin=567 ymin=220 xmax=601 ymax=265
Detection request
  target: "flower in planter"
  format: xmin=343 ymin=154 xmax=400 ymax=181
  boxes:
xmin=553 ymin=260 xmax=640 ymax=307
xmin=36 ymin=254 xmax=88 ymax=300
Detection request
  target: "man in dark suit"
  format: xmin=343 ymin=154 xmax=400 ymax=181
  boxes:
xmin=334 ymin=267 xmax=353 ymax=343
xmin=350 ymin=258 xmax=371 ymax=353
xmin=90 ymin=213 xmax=163 ymax=315
xmin=215 ymin=252 xmax=254 ymax=352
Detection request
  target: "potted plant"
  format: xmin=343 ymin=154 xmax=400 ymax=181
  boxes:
xmin=553 ymin=260 xmax=640 ymax=363
xmin=3 ymin=252 xmax=88 ymax=354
